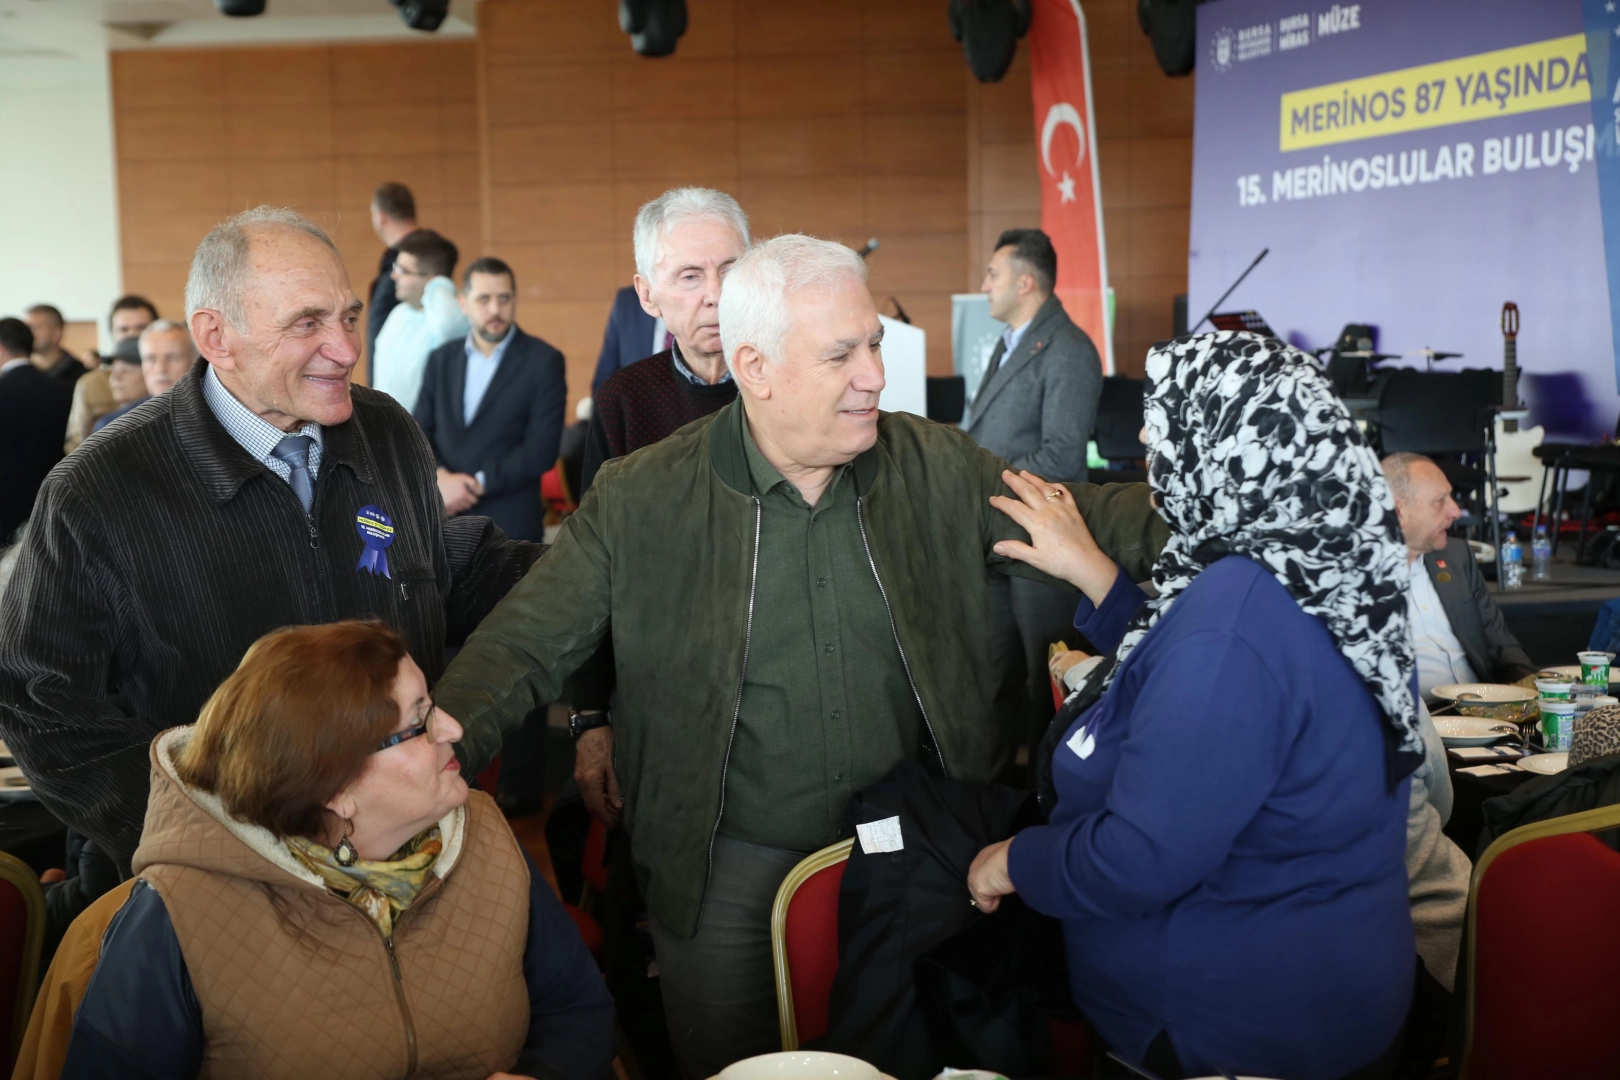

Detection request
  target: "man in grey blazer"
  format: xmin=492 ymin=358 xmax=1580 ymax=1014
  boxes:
xmin=964 ymin=229 xmax=1104 ymax=750
xmin=1385 ymin=452 xmax=1536 ymax=697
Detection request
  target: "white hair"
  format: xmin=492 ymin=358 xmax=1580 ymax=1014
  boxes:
xmin=718 ymin=234 xmax=868 ymax=368
xmin=138 ymin=319 xmax=198 ymax=359
xmin=185 ymin=206 xmax=339 ymax=329
xmin=632 ymin=187 xmax=750 ymax=283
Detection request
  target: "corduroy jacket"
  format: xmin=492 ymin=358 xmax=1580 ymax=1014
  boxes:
xmin=0 ymin=360 xmax=540 ymax=870
xmin=435 ymin=397 xmax=1168 ymax=937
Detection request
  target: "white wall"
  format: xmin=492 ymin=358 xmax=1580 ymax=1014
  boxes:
xmin=0 ymin=51 xmax=120 ymax=334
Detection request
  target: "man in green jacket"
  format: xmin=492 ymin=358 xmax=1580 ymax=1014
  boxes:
xmin=437 ymin=234 xmax=1166 ymax=1078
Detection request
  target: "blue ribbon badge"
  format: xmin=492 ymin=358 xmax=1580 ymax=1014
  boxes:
xmin=355 ymin=505 xmax=395 ymax=579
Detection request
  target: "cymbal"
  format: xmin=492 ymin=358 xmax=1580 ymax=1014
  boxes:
xmin=1413 ymin=348 xmax=1463 ymax=360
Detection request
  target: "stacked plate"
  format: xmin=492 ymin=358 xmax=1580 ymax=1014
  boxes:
xmin=1433 ymin=717 xmax=1516 ymax=748
xmin=1519 ymin=752 xmax=1569 ymax=776
xmin=1430 ymin=683 xmax=1538 ymax=723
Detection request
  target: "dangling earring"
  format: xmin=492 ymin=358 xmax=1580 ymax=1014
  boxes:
xmin=334 ymin=818 xmax=359 ymax=867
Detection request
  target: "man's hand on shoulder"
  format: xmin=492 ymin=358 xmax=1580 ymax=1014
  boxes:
xmin=436 ymin=467 xmax=482 ymax=516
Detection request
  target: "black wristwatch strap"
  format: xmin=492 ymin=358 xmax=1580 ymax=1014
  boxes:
xmin=568 ymin=709 xmax=612 ymax=740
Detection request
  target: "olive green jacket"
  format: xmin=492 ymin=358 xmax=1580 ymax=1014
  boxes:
xmin=438 ymin=399 xmax=1167 ymax=936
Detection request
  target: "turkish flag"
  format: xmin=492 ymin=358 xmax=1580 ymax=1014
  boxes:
xmin=1029 ymin=0 xmax=1112 ymax=372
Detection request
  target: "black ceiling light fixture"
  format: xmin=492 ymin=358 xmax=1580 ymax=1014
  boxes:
xmin=388 ymin=0 xmax=449 ymax=32
xmin=620 ymin=0 xmax=687 ymax=57
xmin=948 ymin=0 xmax=1032 ymax=84
xmin=215 ymin=0 xmax=265 ymax=15
xmin=1137 ymin=0 xmax=1201 ymax=77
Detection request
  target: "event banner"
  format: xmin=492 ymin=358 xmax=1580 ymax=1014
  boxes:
xmin=1029 ymin=0 xmax=1112 ymax=373
xmin=1190 ymin=0 xmax=1616 ymax=435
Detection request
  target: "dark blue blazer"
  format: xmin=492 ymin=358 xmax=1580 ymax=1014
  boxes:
xmin=414 ymin=327 xmax=566 ymax=543
xmin=592 ymin=285 xmax=657 ymax=394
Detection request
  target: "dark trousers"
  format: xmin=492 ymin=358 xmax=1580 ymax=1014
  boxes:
xmin=988 ymin=573 xmax=1085 ymax=758
xmin=495 ymin=706 xmax=548 ymax=804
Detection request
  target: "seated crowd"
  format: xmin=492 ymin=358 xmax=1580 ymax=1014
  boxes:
xmin=0 ymin=183 xmax=1548 ymax=1080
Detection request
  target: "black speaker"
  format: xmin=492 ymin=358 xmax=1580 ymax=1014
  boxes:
xmin=216 ymin=0 xmax=265 ymax=15
xmin=387 ymin=0 xmax=448 ymax=32
xmin=1137 ymin=0 xmax=1199 ymax=77
xmin=948 ymin=0 xmax=1031 ymax=84
xmin=620 ymin=0 xmax=687 ymax=57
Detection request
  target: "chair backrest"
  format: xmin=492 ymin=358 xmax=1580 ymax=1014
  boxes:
xmin=581 ymin=816 xmax=608 ymax=897
xmin=1092 ymin=376 xmax=1146 ymax=461
xmin=771 ymin=839 xmax=853 ymax=1051
xmin=1462 ymin=803 xmax=1620 ymax=1079
xmin=1376 ymin=369 xmax=1496 ymax=456
xmin=0 ymin=850 xmax=45 ymax=1067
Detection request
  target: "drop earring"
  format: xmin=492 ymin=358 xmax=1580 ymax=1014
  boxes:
xmin=334 ymin=818 xmax=359 ymax=867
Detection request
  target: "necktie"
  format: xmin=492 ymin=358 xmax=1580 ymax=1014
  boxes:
xmin=974 ymin=338 xmax=1008 ymax=403
xmin=271 ymin=434 xmax=316 ymax=513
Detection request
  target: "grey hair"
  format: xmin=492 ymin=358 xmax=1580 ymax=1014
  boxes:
xmin=1381 ymin=451 xmax=1435 ymax=501
xmin=185 ymin=206 xmax=339 ymax=328
xmin=719 ymin=234 xmax=867 ymax=368
xmin=138 ymin=319 xmax=198 ymax=359
xmin=632 ymin=187 xmax=750 ymax=283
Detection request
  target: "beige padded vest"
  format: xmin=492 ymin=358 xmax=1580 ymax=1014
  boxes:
xmin=133 ymin=729 xmax=530 ymax=1079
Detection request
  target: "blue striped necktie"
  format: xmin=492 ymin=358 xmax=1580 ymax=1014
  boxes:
xmin=271 ymin=434 xmax=315 ymax=513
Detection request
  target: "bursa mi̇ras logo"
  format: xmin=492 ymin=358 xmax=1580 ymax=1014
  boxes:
xmin=1210 ymin=27 xmax=1234 ymax=73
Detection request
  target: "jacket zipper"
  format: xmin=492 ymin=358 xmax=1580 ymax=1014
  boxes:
xmin=702 ymin=496 xmax=761 ymax=916
xmin=856 ymin=496 xmax=948 ymax=775
xmin=381 ymin=933 xmax=419 ymax=1077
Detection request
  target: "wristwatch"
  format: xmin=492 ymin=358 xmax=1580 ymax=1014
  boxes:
xmin=568 ymin=709 xmax=612 ymax=740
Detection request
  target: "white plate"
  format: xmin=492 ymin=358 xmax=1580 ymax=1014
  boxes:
xmin=0 ymin=766 xmax=34 ymax=802
xmin=714 ymin=1053 xmax=888 ymax=1080
xmin=1431 ymin=683 xmax=1537 ymax=704
xmin=1539 ymin=666 xmax=1583 ymax=681
xmin=1519 ymin=753 xmax=1569 ymax=776
xmin=1435 ymin=717 xmax=1516 ymax=747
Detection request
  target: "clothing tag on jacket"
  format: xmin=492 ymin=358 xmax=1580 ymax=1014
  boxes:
xmin=1067 ymin=727 xmax=1096 ymax=760
xmin=856 ymin=816 xmax=904 ymax=854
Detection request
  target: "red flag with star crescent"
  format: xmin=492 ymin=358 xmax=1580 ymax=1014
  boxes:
xmin=1028 ymin=0 xmax=1112 ymax=372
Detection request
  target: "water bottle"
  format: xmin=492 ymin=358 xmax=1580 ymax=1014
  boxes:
xmin=1501 ymin=532 xmax=1524 ymax=591
xmin=1532 ymin=524 xmax=1552 ymax=582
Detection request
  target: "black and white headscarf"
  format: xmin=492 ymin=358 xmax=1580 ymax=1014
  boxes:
xmin=1113 ymin=331 xmax=1422 ymax=784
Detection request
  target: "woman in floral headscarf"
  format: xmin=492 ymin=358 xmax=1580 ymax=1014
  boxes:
xmin=968 ymin=333 xmax=1419 ymax=1080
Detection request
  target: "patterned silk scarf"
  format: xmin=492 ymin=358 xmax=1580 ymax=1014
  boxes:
xmin=289 ymin=826 xmax=443 ymax=937
xmin=1111 ymin=331 xmax=1422 ymax=785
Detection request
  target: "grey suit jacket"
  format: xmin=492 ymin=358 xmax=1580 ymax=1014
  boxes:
xmin=962 ymin=294 xmax=1103 ymax=483
xmin=1425 ymin=537 xmax=1536 ymax=684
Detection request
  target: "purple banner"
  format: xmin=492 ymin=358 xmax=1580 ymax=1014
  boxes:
xmin=1190 ymin=0 xmax=1615 ymax=438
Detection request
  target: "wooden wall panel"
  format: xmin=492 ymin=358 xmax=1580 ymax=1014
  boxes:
xmin=968 ymin=0 xmax=1194 ymax=378
xmin=478 ymin=0 xmax=970 ymax=410
xmin=112 ymin=40 xmax=479 ymax=385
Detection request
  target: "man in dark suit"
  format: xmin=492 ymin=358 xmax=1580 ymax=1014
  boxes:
xmin=1385 ymin=452 xmax=1536 ymax=696
xmin=415 ymin=256 xmax=567 ymax=544
xmin=963 ymin=229 xmax=1105 ymax=750
xmin=591 ymin=284 xmax=661 ymax=395
xmin=0 ymin=317 xmax=73 ymax=543
xmin=366 ymin=181 xmax=421 ymax=365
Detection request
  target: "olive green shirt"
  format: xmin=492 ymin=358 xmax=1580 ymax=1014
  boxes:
xmin=721 ymin=413 xmax=923 ymax=851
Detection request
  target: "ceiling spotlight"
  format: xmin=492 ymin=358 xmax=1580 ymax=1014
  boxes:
xmin=215 ymin=0 xmax=265 ymax=15
xmin=387 ymin=0 xmax=448 ymax=32
xmin=620 ymin=0 xmax=686 ymax=57
xmin=948 ymin=0 xmax=1031 ymax=84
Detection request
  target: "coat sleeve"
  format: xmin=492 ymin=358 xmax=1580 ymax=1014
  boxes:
xmin=481 ymin=345 xmax=568 ymax=501
xmin=1006 ymin=329 xmax=1103 ymax=483
xmin=511 ymin=852 xmax=616 ymax=1080
xmin=60 ymin=880 xmax=203 ymax=1080
xmin=1465 ymin=549 xmax=1535 ymax=680
xmin=973 ymin=439 xmax=1168 ymax=586
xmin=1007 ymin=631 xmax=1297 ymax=920
xmin=0 ymin=480 xmax=158 ymax=870
xmin=436 ymin=485 xmax=615 ymax=773
xmin=413 ymin=349 xmax=445 ymax=466
xmin=439 ymin=515 xmax=544 ymax=655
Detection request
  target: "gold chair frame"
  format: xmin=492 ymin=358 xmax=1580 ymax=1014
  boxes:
xmin=1459 ymin=801 xmax=1620 ymax=1078
xmin=770 ymin=838 xmax=853 ymax=1052
xmin=0 ymin=849 xmax=46 ymax=1062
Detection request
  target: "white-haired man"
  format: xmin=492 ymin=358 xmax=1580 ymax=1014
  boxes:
xmin=433 ymin=234 xmax=1168 ymax=1077
xmin=92 ymin=320 xmax=199 ymax=431
xmin=0 ymin=207 xmax=547 ymax=889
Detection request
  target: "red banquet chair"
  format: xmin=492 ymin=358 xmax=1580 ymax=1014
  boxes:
xmin=0 ymin=849 xmax=46 ymax=1067
xmin=1461 ymin=803 xmax=1620 ymax=1079
xmin=771 ymin=838 xmax=853 ymax=1050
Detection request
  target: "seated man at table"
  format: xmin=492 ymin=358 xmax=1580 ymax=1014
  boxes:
xmin=1384 ymin=452 xmax=1536 ymax=698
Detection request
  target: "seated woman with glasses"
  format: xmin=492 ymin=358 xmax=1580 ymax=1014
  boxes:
xmin=60 ymin=620 xmax=614 ymax=1080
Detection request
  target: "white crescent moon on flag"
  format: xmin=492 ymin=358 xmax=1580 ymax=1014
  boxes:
xmin=1041 ymin=102 xmax=1086 ymax=178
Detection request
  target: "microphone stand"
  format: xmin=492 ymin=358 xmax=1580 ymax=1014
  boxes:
xmin=1190 ymin=248 xmax=1269 ymax=333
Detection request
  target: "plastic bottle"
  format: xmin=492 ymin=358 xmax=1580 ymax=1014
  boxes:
xmin=1531 ymin=524 xmax=1552 ymax=582
xmin=1501 ymin=532 xmax=1524 ymax=591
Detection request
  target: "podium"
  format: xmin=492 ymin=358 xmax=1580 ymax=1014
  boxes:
xmin=877 ymin=315 xmax=926 ymax=418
